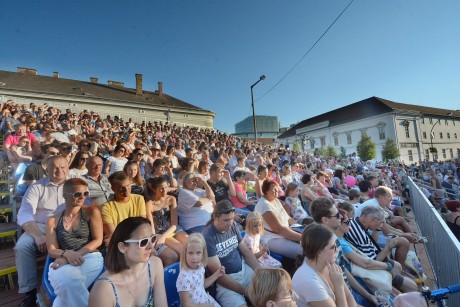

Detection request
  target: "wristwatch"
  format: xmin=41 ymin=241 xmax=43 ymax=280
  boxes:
xmin=386 ymin=261 xmax=393 ymax=272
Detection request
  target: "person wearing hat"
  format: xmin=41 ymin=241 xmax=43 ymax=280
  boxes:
xmin=203 ymin=200 xmax=260 ymax=307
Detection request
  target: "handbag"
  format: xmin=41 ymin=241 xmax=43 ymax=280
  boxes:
xmin=346 ymin=242 xmax=393 ymax=293
xmin=350 ymin=262 xmax=393 ymax=293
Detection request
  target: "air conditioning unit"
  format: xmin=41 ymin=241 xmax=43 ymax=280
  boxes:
xmin=139 ymin=110 xmax=145 ymax=114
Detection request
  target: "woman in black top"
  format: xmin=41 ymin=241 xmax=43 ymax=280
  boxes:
xmin=46 ymin=178 xmax=103 ymax=307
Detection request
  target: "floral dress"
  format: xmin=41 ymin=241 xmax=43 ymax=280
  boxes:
xmin=176 ymin=266 xmax=220 ymax=306
xmin=242 ymin=234 xmax=281 ymax=268
xmin=285 ymin=196 xmax=309 ymax=224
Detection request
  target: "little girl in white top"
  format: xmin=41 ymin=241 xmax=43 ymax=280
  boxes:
xmin=243 ymin=212 xmax=282 ymax=268
xmin=176 ymin=233 xmax=224 ymax=307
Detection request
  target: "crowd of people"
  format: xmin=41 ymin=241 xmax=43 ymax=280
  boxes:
xmin=2 ymin=99 xmax=460 ymax=306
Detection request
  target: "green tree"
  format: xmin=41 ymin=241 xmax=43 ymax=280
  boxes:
xmin=356 ymin=133 xmax=376 ymax=161
xmin=340 ymin=146 xmax=347 ymax=159
xmin=292 ymin=141 xmax=301 ymax=153
xmin=324 ymin=146 xmax=339 ymax=158
xmin=381 ymin=138 xmax=400 ymax=161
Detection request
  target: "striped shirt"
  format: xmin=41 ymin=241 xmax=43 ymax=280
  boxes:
xmin=344 ymin=218 xmax=379 ymax=260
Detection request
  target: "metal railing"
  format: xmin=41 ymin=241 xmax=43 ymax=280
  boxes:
xmin=408 ymin=177 xmax=460 ymax=306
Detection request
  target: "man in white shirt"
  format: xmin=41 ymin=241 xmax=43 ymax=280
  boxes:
xmin=15 ymin=156 xmax=68 ymax=306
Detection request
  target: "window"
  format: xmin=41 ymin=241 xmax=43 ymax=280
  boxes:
xmin=455 ymin=133 xmax=458 ymax=139
xmin=408 ymin=150 xmax=413 ymax=162
xmin=334 ymin=135 xmax=338 ymax=146
xmin=404 ymin=125 xmax=410 ymax=138
xmin=440 ymin=132 xmax=443 ymax=139
xmin=453 ymin=120 xmax=456 ymax=126
xmin=429 ymin=118 xmax=433 ymax=124
xmin=425 ymin=149 xmax=430 ymax=161
xmin=347 ymin=133 xmax=352 ymax=145
xmin=450 ymin=148 xmax=454 ymax=158
xmin=445 ymin=119 xmax=449 ymax=126
xmin=442 ymin=149 xmax=446 ymax=159
xmin=378 ymin=127 xmax=385 ymax=140
xmin=310 ymin=139 xmax=315 ymax=150
xmin=320 ymin=137 xmax=326 ymax=147
xmin=458 ymin=149 xmax=460 ymax=158
xmin=421 ymin=117 xmax=425 ymax=124
xmin=422 ymin=132 xmax=427 ymax=139
xmin=447 ymin=133 xmax=451 ymax=139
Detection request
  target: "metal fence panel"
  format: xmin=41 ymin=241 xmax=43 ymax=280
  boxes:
xmin=409 ymin=178 xmax=460 ymax=306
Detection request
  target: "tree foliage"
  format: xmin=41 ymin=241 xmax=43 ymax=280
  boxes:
xmin=340 ymin=146 xmax=347 ymax=159
xmin=356 ymin=133 xmax=376 ymax=161
xmin=381 ymin=138 xmax=400 ymax=161
xmin=292 ymin=141 xmax=301 ymax=153
xmin=313 ymin=146 xmax=338 ymax=157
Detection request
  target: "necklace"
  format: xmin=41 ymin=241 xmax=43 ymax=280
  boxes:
xmin=123 ymin=277 xmax=137 ymax=299
xmin=63 ymin=211 xmax=79 ymax=228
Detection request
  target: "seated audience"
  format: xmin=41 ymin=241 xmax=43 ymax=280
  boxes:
xmin=46 ymin=178 xmax=103 ymax=307
xmin=255 ymin=179 xmax=302 ymax=260
xmin=89 ymin=217 xmax=167 ymax=306
xmin=292 ymin=223 xmax=356 ymax=307
xmin=248 ymin=268 xmax=297 ymax=307
xmin=101 ymin=171 xmax=146 ymax=245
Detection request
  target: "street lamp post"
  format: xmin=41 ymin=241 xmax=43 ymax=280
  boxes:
xmin=250 ymin=75 xmax=265 ymax=144
xmin=429 ymin=112 xmax=453 ymax=160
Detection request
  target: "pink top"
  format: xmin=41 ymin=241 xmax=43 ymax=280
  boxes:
xmin=4 ymin=132 xmax=36 ymax=147
xmin=230 ymin=182 xmax=247 ymax=209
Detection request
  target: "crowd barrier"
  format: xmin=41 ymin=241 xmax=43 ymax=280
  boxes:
xmin=408 ymin=177 xmax=460 ymax=306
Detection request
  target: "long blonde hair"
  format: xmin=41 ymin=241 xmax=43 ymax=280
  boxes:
xmin=245 ymin=212 xmax=264 ymax=236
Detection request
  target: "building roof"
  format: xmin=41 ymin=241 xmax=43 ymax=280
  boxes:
xmin=277 ymin=96 xmax=460 ymax=139
xmin=0 ymin=69 xmax=213 ymax=113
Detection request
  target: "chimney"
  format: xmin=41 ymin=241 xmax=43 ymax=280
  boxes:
xmin=17 ymin=67 xmax=37 ymax=75
xmin=158 ymin=82 xmax=163 ymax=96
xmin=90 ymin=77 xmax=98 ymax=83
xmin=135 ymin=74 xmax=143 ymax=95
xmin=53 ymin=72 xmax=59 ymax=78
xmin=108 ymin=80 xmax=124 ymax=87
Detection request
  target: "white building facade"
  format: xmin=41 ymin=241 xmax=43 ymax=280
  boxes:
xmin=277 ymin=97 xmax=460 ymax=163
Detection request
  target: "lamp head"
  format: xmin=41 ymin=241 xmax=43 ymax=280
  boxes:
xmin=260 ymin=75 xmax=266 ymax=81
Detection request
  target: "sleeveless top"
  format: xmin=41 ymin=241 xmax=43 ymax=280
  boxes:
xmin=56 ymin=210 xmax=92 ymax=251
xmin=153 ymin=207 xmax=171 ymax=234
xmin=97 ymin=260 xmax=154 ymax=307
xmin=446 ymin=215 xmax=460 ymax=241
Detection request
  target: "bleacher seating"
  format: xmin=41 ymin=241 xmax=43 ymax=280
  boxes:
xmin=163 ymin=262 xmax=181 ymax=307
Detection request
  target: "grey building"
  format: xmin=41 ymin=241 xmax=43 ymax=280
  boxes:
xmin=234 ymin=115 xmax=280 ymax=140
xmin=0 ymin=67 xmax=215 ymax=128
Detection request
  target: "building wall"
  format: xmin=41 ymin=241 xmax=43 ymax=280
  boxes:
xmin=279 ymin=111 xmax=460 ymax=163
xmin=0 ymin=90 xmax=214 ymax=128
xmin=394 ymin=114 xmax=460 ymax=163
xmin=235 ymin=116 xmax=279 ymax=138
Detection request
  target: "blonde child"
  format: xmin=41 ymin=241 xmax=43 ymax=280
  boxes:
xmin=176 ymin=233 xmax=224 ymax=307
xmin=285 ymin=182 xmax=310 ymax=224
xmin=243 ymin=212 xmax=281 ymax=268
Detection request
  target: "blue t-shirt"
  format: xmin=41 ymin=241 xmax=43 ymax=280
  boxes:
xmin=202 ymin=221 xmax=243 ymax=274
xmin=337 ymin=237 xmax=353 ymax=255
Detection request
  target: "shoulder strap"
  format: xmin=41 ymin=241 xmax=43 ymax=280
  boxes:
xmin=454 ymin=215 xmax=460 ymax=225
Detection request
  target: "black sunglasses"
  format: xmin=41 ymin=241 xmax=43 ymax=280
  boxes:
xmin=328 ymin=212 xmax=341 ymax=219
xmin=217 ymin=208 xmax=235 ymax=215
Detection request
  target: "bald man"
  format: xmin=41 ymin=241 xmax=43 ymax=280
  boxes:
xmin=16 ymin=155 xmax=68 ymax=306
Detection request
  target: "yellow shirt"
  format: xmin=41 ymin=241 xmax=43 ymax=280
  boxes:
xmin=101 ymin=194 xmax=146 ymax=226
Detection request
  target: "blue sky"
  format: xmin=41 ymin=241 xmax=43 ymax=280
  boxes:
xmin=1 ymin=1 xmax=459 ymax=133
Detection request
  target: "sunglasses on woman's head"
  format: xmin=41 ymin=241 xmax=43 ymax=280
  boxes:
xmin=124 ymin=234 xmax=157 ymax=248
xmin=64 ymin=191 xmax=90 ymax=199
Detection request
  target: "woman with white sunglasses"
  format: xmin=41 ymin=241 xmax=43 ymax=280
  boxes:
xmin=89 ymin=217 xmax=167 ymax=307
xmin=46 ymin=178 xmax=104 ymax=307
